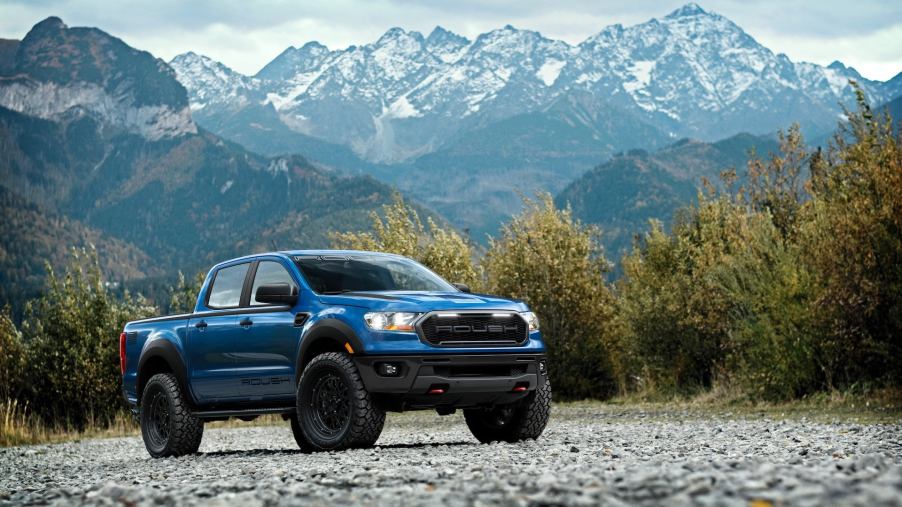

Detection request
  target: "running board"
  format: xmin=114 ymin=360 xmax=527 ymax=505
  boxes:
xmin=192 ymin=406 xmax=296 ymax=419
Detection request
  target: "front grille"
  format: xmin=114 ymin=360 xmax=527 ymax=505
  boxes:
xmin=417 ymin=312 xmax=528 ymax=347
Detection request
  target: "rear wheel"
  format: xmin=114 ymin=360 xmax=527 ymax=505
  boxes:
xmin=295 ymin=352 xmax=385 ymax=451
xmin=464 ymin=379 xmax=551 ymax=443
xmin=140 ymin=373 xmax=204 ymax=457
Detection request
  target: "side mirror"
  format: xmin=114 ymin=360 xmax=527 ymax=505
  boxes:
xmin=255 ymin=283 xmax=298 ymax=305
xmin=452 ymin=283 xmax=471 ymax=293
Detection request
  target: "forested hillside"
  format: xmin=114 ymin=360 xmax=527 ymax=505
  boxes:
xmin=556 ymin=133 xmax=780 ymax=255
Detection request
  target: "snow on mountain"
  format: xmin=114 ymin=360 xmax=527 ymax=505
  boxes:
xmin=425 ymin=26 xmax=470 ymax=63
xmin=169 ymin=52 xmax=259 ymax=111
xmin=170 ymin=3 xmax=901 ymax=162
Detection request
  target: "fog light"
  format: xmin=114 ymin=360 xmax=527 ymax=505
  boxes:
xmin=538 ymin=360 xmax=547 ymax=376
xmin=377 ymin=362 xmax=401 ymax=377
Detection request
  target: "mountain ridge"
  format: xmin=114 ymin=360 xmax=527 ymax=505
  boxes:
xmin=172 ymin=3 xmax=899 ymax=165
xmin=166 ymin=3 xmax=901 ymax=238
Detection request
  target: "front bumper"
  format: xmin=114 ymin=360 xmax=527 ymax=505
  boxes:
xmin=353 ymin=353 xmax=547 ymax=410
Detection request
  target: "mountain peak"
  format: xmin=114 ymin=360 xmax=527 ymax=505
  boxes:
xmin=426 ymin=26 xmax=469 ymax=45
xmin=827 ymin=60 xmax=846 ymax=71
xmin=299 ymin=40 xmax=328 ymax=52
xmin=665 ymin=3 xmax=708 ymax=18
xmin=254 ymin=41 xmax=333 ymax=80
xmin=172 ymin=51 xmax=202 ymax=62
xmin=376 ymin=27 xmax=424 ymax=45
xmin=380 ymin=27 xmax=406 ymax=39
xmin=30 ymin=16 xmax=67 ymax=33
xmin=171 ymin=51 xmax=239 ymax=74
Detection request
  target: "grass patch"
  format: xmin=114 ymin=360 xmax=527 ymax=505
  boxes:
xmin=1 ymin=398 xmax=137 ymax=447
xmin=593 ymin=386 xmax=902 ymax=424
xmin=0 ymin=399 xmax=289 ymax=448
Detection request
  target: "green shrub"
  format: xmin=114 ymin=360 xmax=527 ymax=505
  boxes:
xmin=713 ymin=216 xmax=819 ymax=400
xmin=331 ymin=193 xmax=482 ymax=289
xmin=615 ymin=193 xmax=745 ymax=394
xmin=612 ymin=90 xmax=902 ymax=400
xmin=802 ymin=88 xmax=902 ymax=388
xmin=19 ymin=248 xmax=155 ymax=428
xmin=0 ymin=307 xmax=24 ymax=400
xmin=484 ymin=195 xmax=617 ymax=399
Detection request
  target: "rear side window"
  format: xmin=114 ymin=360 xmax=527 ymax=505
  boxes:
xmin=207 ymin=263 xmax=249 ymax=308
xmin=250 ymin=261 xmax=297 ymax=306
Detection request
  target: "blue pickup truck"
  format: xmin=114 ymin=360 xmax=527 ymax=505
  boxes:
xmin=120 ymin=250 xmax=550 ymax=457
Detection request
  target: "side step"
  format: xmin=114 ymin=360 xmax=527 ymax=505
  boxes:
xmin=192 ymin=406 xmax=296 ymax=420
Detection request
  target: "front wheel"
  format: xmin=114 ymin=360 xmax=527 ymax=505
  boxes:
xmin=295 ymin=352 xmax=385 ymax=451
xmin=140 ymin=373 xmax=204 ymax=458
xmin=464 ymin=379 xmax=551 ymax=443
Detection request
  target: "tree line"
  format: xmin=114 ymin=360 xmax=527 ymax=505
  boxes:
xmin=0 ymin=90 xmax=899 ymax=431
xmin=334 ymin=90 xmax=902 ymax=401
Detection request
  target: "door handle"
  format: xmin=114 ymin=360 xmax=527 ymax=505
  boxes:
xmin=194 ymin=320 xmax=207 ymax=329
xmin=239 ymin=318 xmax=254 ymax=327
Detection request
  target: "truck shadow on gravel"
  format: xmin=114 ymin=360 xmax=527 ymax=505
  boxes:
xmin=198 ymin=441 xmax=476 ymax=458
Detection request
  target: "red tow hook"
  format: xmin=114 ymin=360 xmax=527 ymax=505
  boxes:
xmin=427 ymin=383 xmax=449 ymax=395
xmin=512 ymin=382 xmax=529 ymax=392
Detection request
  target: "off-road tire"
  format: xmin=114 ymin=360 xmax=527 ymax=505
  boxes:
xmin=464 ymin=379 xmax=551 ymax=443
xmin=140 ymin=373 xmax=204 ymax=458
xmin=296 ymin=352 xmax=385 ymax=451
xmin=289 ymin=415 xmax=316 ymax=452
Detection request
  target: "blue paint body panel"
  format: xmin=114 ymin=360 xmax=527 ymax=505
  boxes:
xmin=121 ymin=250 xmax=545 ymax=410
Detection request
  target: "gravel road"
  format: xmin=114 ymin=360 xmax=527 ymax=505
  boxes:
xmin=1 ymin=404 xmax=901 ymax=506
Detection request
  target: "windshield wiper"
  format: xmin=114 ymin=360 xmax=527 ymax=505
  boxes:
xmin=320 ymin=289 xmax=354 ymax=295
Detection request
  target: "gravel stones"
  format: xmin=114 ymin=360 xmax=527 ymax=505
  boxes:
xmin=1 ymin=405 xmax=900 ymax=506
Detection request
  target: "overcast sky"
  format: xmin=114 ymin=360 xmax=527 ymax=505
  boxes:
xmin=0 ymin=0 xmax=900 ymax=81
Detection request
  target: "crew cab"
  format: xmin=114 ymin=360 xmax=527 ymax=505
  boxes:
xmin=120 ymin=250 xmax=550 ymax=457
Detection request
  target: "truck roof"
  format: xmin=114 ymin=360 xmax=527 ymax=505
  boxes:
xmin=211 ymin=249 xmax=404 ymax=269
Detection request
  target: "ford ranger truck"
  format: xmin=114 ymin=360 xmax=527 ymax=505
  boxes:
xmin=120 ymin=251 xmax=550 ymax=457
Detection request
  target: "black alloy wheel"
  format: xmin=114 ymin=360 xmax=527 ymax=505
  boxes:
xmin=296 ymin=352 xmax=385 ymax=451
xmin=309 ymin=371 xmax=351 ymax=438
xmin=144 ymin=388 xmax=172 ymax=448
xmin=139 ymin=373 xmax=204 ymax=458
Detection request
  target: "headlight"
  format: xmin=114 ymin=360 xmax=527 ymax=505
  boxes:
xmin=364 ymin=312 xmax=420 ymax=332
xmin=521 ymin=311 xmax=540 ymax=331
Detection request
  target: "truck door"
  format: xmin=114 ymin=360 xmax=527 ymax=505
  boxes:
xmin=234 ymin=259 xmax=300 ymax=399
xmin=187 ymin=262 xmax=250 ymax=403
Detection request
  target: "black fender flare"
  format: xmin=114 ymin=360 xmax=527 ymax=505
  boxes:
xmin=295 ymin=318 xmax=366 ymax=375
xmin=136 ymin=339 xmax=193 ymax=404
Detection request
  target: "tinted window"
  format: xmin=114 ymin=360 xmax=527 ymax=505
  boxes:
xmin=207 ymin=263 xmax=249 ymax=308
xmin=294 ymin=255 xmax=455 ymax=294
xmin=251 ymin=261 xmax=298 ymax=306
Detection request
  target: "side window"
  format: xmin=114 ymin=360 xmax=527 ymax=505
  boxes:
xmin=251 ymin=261 xmax=297 ymax=306
xmin=207 ymin=263 xmax=250 ymax=309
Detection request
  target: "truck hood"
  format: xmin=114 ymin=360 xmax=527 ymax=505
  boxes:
xmin=316 ymin=291 xmax=529 ymax=312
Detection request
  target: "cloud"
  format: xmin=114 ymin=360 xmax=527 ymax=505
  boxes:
xmin=0 ymin=0 xmax=900 ymax=80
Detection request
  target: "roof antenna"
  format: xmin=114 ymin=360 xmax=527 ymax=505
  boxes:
xmin=270 ymin=239 xmax=279 ymax=252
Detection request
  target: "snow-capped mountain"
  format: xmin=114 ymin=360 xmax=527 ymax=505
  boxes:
xmin=169 ymin=52 xmax=260 ymax=112
xmin=171 ymin=3 xmax=899 ymax=164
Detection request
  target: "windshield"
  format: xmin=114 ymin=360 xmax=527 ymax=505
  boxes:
xmin=294 ymin=255 xmax=456 ymax=294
